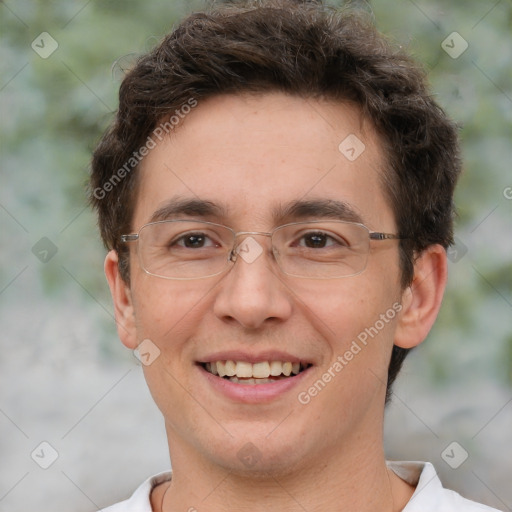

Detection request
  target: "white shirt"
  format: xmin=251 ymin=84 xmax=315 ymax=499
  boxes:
xmin=99 ymin=461 xmax=502 ymax=511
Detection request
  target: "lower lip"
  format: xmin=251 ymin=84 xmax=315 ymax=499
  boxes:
xmin=198 ymin=365 xmax=312 ymax=404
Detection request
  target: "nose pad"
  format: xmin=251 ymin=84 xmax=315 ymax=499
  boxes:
xmin=228 ymin=247 xmax=238 ymax=264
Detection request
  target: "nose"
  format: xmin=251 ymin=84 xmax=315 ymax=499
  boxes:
xmin=212 ymin=235 xmax=293 ymax=329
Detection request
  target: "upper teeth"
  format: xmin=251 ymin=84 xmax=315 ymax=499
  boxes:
xmin=205 ymin=361 xmax=302 ymax=378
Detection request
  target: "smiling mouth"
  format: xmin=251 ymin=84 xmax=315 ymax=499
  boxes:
xmin=200 ymin=360 xmax=312 ymax=385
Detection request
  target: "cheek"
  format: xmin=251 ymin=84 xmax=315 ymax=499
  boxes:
xmin=131 ymin=279 xmax=210 ymax=427
xmin=290 ymin=277 xmax=399 ymax=400
xmin=131 ymin=276 xmax=213 ymax=341
xmin=291 ymin=276 xmax=397 ymax=342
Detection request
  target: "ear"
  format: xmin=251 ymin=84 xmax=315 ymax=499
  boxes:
xmin=394 ymin=244 xmax=447 ymax=349
xmin=104 ymin=250 xmax=138 ymax=349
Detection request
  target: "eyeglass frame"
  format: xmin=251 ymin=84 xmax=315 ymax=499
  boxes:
xmin=120 ymin=219 xmax=403 ymax=280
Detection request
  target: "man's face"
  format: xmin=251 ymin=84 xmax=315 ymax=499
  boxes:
xmin=116 ymin=93 xmax=407 ymax=474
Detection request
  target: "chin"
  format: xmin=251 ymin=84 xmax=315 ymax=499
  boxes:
xmin=215 ymin=448 xmax=310 ymax=480
xmin=199 ymin=425 xmax=315 ymax=478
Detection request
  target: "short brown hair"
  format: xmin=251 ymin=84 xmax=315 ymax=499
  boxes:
xmin=90 ymin=0 xmax=461 ymax=401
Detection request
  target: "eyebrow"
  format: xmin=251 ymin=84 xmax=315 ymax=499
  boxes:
xmin=149 ymin=197 xmax=228 ymax=223
xmin=273 ymin=198 xmax=364 ymax=225
xmin=149 ymin=197 xmax=364 ymax=225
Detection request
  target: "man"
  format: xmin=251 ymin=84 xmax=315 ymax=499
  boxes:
xmin=90 ymin=1 xmax=501 ymax=510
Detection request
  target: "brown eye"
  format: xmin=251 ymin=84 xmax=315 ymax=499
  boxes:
xmin=182 ymin=234 xmax=206 ymax=248
xmin=172 ymin=232 xmax=218 ymax=249
xmin=298 ymin=231 xmax=347 ymax=249
xmin=303 ymin=232 xmax=329 ymax=248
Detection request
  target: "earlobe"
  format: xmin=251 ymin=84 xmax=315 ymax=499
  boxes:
xmin=104 ymin=250 xmax=138 ymax=349
xmin=394 ymin=244 xmax=447 ymax=349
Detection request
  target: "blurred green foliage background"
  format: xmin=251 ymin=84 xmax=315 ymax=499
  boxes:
xmin=1 ymin=1 xmax=511 ymax=511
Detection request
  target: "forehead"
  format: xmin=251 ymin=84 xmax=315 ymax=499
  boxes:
xmin=134 ymin=93 xmax=393 ymax=230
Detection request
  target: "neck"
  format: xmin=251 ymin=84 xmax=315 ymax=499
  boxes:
xmin=155 ymin=422 xmax=414 ymax=512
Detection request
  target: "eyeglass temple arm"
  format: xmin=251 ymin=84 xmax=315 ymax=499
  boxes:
xmin=120 ymin=234 xmax=139 ymax=242
xmin=369 ymin=232 xmax=402 ymax=240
